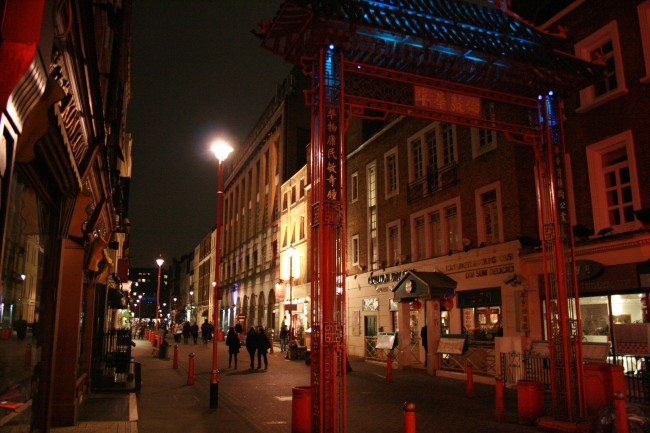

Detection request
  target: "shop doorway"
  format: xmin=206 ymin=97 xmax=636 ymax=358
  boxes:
xmin=364 ymin=315 xmax=378 ymax=359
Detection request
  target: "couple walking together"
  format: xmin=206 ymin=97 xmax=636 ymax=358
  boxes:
xmin=226 ymin=326 xmax=271 ymax=370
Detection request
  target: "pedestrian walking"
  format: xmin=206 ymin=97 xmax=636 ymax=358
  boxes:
xmin=201 ymin=320 xmax=209 ymax=345
xmin=183 ymin=321 xmax=191 ymax=344
xmin=280 ymin=325 xmax=289 ymax=353
xmin=257 ymin=326 xmax=270 ymax=370
xmin=13 ymin=315 xmax=28 ymax=342
xmin=191 ymin=321 xmax=199 ymax=344
xmin=235 ymin=322 xmax=243 ymax=337
xmin=207 ymin=322 xmax=214 ymax=342
xmin=225 ymin=327 xmax=239 ymax=369
xmin=245 ymin=326 xmax=258 ymax=369
xmin=420 ymin=325 xmax=428 ymax=367
xmin=174 ymin=322 xmax=183 ymax=344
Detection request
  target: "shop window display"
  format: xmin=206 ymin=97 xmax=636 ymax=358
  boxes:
xmin=462 ymin=306 xmax=502 ymax=341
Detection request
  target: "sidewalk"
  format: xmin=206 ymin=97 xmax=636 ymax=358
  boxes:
xmin=53 ymin=337 xmax=540 ymax=432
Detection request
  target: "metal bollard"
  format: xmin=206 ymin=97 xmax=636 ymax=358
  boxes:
xmin=403 ymin=401 xmax=416 ymax=433
xmin=386 ymin=354 xmax=393 ymax=382
xmin=187 ymin=353 xmax=195 ymax=385
xmin=173 ymin=344 xmax=179 ymax=369
xmin=495 ymin=375 xmax=505 ymax=422
xmin=614 ymin=391 xmax=629 ymax=433
xmin=466 ymin=362 xmax=475 ymax=398
xmin=24 ymin=344 xmax=32 ymax=370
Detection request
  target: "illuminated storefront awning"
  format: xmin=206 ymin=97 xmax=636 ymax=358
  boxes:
xmin=392 ymin=270 xmax=457 ymax=301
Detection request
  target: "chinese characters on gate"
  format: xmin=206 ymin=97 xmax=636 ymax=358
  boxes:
xmin=414 ymin=86 xmax=481 ymax=117
xmin=324 ymin=107 xmax=341 ymax=202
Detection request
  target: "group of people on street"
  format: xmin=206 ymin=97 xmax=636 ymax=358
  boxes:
xmin=173 ymin=321 xmax=202 ymax=344
xmin=225 ymin=325 xmax=271 ymax=370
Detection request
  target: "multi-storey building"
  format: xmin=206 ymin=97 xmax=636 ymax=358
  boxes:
xmin=343 ymin=0 xmax=650 ymax=381
xmin=217 ymin=66 xmax=311 ymax=335
xmin=0 ymin=1 xmax=133 ymax=429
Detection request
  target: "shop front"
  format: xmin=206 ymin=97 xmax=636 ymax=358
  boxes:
xmin=391 ymin=271 xmax=457 ymax=374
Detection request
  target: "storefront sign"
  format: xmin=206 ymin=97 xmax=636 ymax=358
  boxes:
xmin=574 ymin=260 xmax=603 ymax=281
xmin=516 ymin=290 xmax=530 ymax=333
xmin=362 ymin=298 xmax=379 ymax=311
xmin=464 ymin=264 xmax=515 ymax=279
xmin=457 ymin=288 xmax=502 ymax=308
xmin=414 ymin=86 xmax=481 ymax=117
xmin=436 ymin=335 xmax=468 ymax=355
xmin=445 ymin=253 xmax=514 ymax=273
xmin=368 ymin=270 xmax=407 ymax=286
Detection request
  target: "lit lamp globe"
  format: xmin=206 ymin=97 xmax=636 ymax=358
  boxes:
xmin=210 ymin=140 xmax=234 ymax=162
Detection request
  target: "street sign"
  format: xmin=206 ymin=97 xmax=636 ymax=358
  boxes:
xmin=285 ymin=304 xmax=297 ymax=311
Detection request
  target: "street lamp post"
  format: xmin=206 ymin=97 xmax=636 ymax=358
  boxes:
xmin=189 ymin=290 xmax=194 ymax=322
xmin=210 ymin=139 xmax=233 ymax=409
xmin=155 ymin=255 xmax=164 ymax=338
xmin=137 ymin=294 xmax=142 ymax=320
xmin=287 ymin=246 xmax=296 ymax=338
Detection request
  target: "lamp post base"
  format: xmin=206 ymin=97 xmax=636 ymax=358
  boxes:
xmin=210 ymin=382 xmax=218 ymax=409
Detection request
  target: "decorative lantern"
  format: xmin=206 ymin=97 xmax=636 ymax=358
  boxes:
xmin=412 ymin=300 xmax=422 ymax=310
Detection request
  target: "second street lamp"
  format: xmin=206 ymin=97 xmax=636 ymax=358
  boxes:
xmin=210 ymin=139 xmax=233 ymax=409
xmin=155 ymin=255 xmax=164 ymax=342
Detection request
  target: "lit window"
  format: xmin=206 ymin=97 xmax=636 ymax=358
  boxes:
xmin=384 ymin=147 xmax=399 ymax=198
xmin=367 ymin=163 xmax=378 ymax=270
xmin=415 ymin=217 xmax=426 ymax=260
xmin=475 ymin=182 xmax=502 ymax=245
xmin=387 ymin=223 xmax=400 ymax=266
xmin=351 ymin=172 xmax=359 ymax=203
xmin=586 ymin=130 xmax=641 ymax=233
xmin=575 ymin=21 xmax=627 ymax=111
xmin=639 ymin=1 xmax=650 ymax=82
xmin=352 ymin=235 xmax=360 ymax=266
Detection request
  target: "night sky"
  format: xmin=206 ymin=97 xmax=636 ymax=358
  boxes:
xmin=127 ymin=1 xmax=292 ymax=267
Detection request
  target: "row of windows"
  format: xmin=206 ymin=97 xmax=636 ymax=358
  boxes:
xmin=282 ymin=178 xmax=306 ymax=211
xmin=352 ymin=182 xmax=502 ymax=269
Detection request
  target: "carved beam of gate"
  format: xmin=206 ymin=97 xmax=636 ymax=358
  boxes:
xmin=342 ymin=63 xmax=540 ymax=145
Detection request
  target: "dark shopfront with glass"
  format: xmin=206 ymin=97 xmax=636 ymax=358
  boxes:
xmin=439 ymin=288 xmax=503 ymax=377
xmin=541 ymin=263 xmax=650 ymax=365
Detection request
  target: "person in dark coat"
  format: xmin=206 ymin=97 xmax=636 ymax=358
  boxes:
xmin=245 ymin=326 xmax=258 ymax=369
xmin=182 ymin=321 xmax=191 ymax=344
xmin=191 ymin=322 xmax=199 ymax=345
xmin=225 ymin=327 xmax=240 ymax=369
xmin=201 ymin=320 xmax=210 ymax=345
xmin=257 ymin=326 xmax=270 ymax=370
xmin=13 ymin=316 xmax=28 ymax=342
xmin=420 ymin=325 xmax=428 ymax=367
xmin=235 ymin=322 xmax=243 ymax=337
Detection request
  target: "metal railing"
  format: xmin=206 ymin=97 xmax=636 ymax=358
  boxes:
xmin=407 ymin=162 xmax=458 ymax=204
xmin=499 ymin=351 xmax=650 ymax=404
xmin=440 ymin=344 xmax=496 ymax=375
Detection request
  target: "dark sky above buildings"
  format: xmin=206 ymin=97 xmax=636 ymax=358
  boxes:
xmin=125 ymin=1 xmax=563 ymax=269
xmin=127 ymin=1 xmax=292 ymax=268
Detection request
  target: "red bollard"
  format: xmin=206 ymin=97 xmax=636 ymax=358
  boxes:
xmin=495 ymin=375 xmax=505 ymax=422
xmin=173 ymin=344 xmax=179 ymax=369
xmin=187 ymin=353 xmax=195 ymax=385
xmin=466 ymin=362 xmax=475 ymax=398
xmin=269 ymin=337 xmax=274 ymax=354
xmin=153 ymin=334 xmax=158 ymax=347
xmin=24 ymin=344 xmax=32 ymax=370
xmin=386 ymin=354 xmax=393 ymax=382
xmin=403 ymin=401 xmax=416 ymax=433
xmin=614 ymin=391 xmax=629 ymax=433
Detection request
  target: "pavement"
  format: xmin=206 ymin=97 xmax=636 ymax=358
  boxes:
xmin=50 ymin=336 xmax=543 ymax=433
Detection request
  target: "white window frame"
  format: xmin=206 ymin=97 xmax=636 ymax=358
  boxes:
xmin=586 ymin=130 xmax=642 ymax=234
xmin=639 ymin=1 xmax=650 ymax=83
xmin=474 ymin=181 xmax=504 ymax=245
xmin=352 ymin=234 xmax=360 ymax=267
xmin=351 ymin=171 xmax=359 ymax=203
xmin=410 ymin=197 xmax=462 ymax=259
xmin=471 ymin=103 xmax=497 ymax=158
xmin=575 ymin=21 xmax=628 ymax=112
xmin=407 ymin=122 xmax=457 ymax=192
xmin=367 ymin=161 xmax=379 ymax=270
xmin=413 ymin=216 xmax=426 ymax=261
xmin=386 ymin=221 xmax=401 ymax=267
xmin=384 ymin=147 xmax=399 ymax=199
